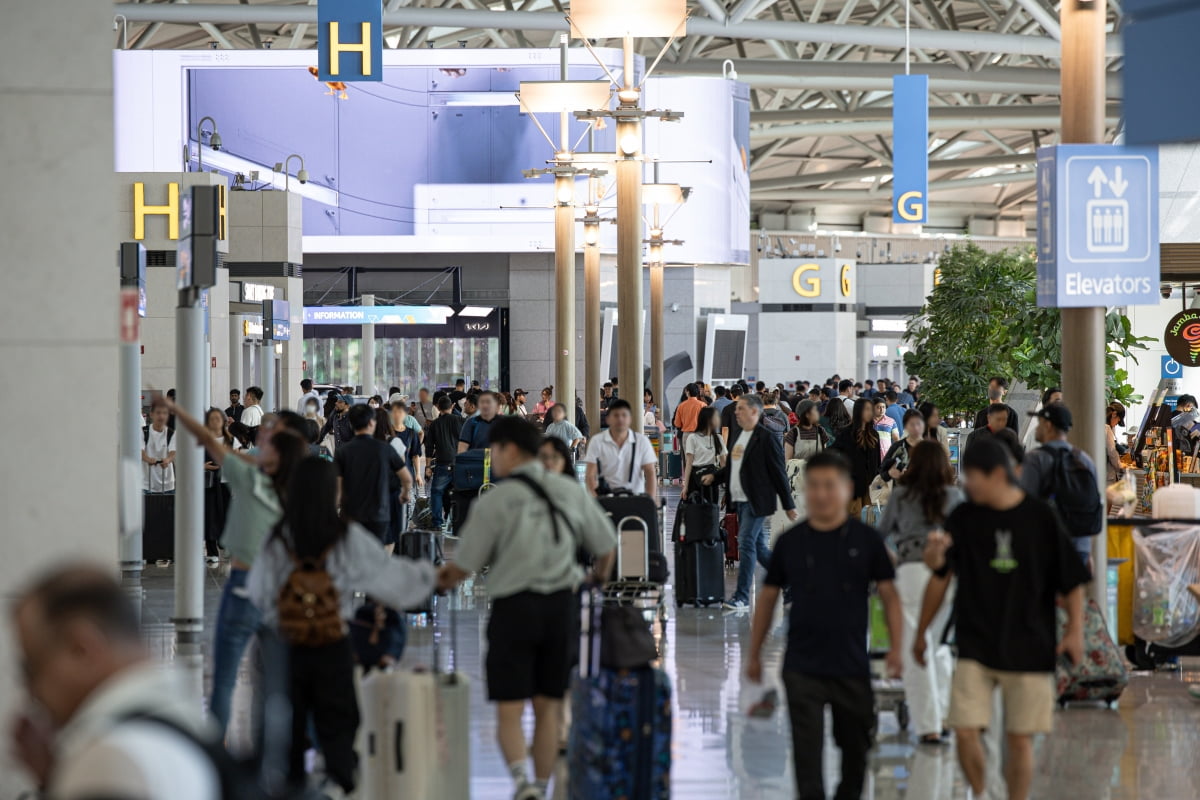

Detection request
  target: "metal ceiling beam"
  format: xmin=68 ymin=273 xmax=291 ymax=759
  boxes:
xmin=1011 ymin=0 xmax=1062 ymax=40
xmin=750 ymin=112 xmax=1120 ymax=142
xmin=753 ymin=153 xmax=1037 ymax=191
xmin=110 ymin=3 xmax=1123 ymax=57
xmin=693 ymin=0 xmax=728 ymax=24
xmin=751 ymin=169 xmax=1036 ymax=201
xmin=751 ymin=103 xmax=1122 ymax=125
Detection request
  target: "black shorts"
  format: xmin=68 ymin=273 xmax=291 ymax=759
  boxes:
xmin=486 ymin=589 xmax=578 ymax=701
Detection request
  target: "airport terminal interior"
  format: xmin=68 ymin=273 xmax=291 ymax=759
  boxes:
xmin=5 ymin=0 xmax=1200 ymax=799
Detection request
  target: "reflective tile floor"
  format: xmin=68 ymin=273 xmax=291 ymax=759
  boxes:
xmin=137 ymin=511 xmax=1200 ymax=799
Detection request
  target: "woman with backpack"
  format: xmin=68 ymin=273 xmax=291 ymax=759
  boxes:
xmin=831 ymin=398 xmax=882 ymax=515
xmin=681 ymin=406 xmax=726 ymax=503
xmin=784 ymin=399 xmax=829 ymax=462
xmin=248 ymin=457 xmax=437 ymax=796
xmin=167 ymin=400 xmax=310 ymax=736
xmin=875 ymin=441 xmax=964 ymax=746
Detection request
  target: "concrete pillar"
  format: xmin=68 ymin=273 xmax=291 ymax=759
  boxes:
xmin=362 ymin=294 xmax=376 ymax=397
xmin=615 ymin=37 xmax=645 ymax=414
xmin=1061 ymin=0 xmax=1109 ymax=609
xmin=0 ymin=1 xmax=117 ymax=795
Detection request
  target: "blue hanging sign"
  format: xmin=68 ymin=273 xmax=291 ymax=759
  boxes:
xmin=1036 ymin=144 xmax=1160 ymax=308
xmin=892 ymin=74 xmax=929 ymax=225
xmin=318 ymin=0 xmax=383 ymax=83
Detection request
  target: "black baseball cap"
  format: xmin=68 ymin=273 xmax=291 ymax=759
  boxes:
xmin=1028 ymin=402 xmax=1072 ymax=431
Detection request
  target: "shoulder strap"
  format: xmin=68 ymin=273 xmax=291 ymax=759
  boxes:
xmin=119 ymin=712 xmax=243 ymax=799
xmin=510 ymin=474 xmax=575 ymax=544
xmin=627 ymin=433 xmax=639 ymax=483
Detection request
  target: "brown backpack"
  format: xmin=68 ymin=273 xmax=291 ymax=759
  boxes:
xmin=277 ymin=548 xmax=344 ymax=647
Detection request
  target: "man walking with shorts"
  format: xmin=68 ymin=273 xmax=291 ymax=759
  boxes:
xmin=438 ymin=417 xmax=616 ymax=800
xmin=916 ymin=437 xmax=1089 ymax=800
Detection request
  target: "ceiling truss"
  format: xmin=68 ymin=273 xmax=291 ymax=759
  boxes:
xmin=112 ymin=0 xmax=1125 ymax=225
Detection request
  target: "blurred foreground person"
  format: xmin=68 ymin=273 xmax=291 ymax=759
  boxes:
xmin=11 ymin=566 xmax=220 ymax=799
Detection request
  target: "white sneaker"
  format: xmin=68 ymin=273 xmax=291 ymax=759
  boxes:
xmin=513 ymin=782 xmax=545 ymax=800
xmin=722 ymin=599 xmax=749 ymax=612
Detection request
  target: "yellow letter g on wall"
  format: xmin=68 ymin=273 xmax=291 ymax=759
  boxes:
xmin=896 ymin=191 xmax=924 ymax=222
xmin=792 ymin=263 xmax=821 ymax=298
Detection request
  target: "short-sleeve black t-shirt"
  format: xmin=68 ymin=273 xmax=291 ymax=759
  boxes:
xmin=720 ymin=400 xmax=738 ymax=437
xmin=335 ymin=434 xmax=404 ymax=524
xmin=765 ymin=519 xmax=896 ymax=678
xmin=942 ymin=495 xmax=1091 ymax=673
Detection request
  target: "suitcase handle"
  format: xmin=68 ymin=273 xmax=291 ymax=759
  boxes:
xmin=394 ymin=720 xmax=404 ymax=771
xmin=614 ymin=514 xmax=651 ymax=581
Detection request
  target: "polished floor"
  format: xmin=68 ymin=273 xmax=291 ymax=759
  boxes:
xmin=138 ymin=546 xmax=1200 ymax=800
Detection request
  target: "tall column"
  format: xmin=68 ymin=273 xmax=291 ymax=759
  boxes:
xmin=175 ymin=295 xmax=206 ymax=703
xmin=0 ymin=2 xmax=117 ymax=794
xmin=362 ymin=293 xmax=375 ymax=397
xmin=650 ymin=258 xmax=665 ymax=417
xmin=584 ymin=205 xmax=602 ymax=433
xmin=615 ymin=36 xmax=645 ymax=411
xmin=555 ymin=175 xmax=577 ymax=411
xmin=229 ymin=316 xmax=244 ymax=396
xmin=1061 ymin=0 xmax=1109 ymax=610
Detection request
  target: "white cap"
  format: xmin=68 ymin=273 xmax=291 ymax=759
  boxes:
xmin=388 ymin=393 xmax=407 ymax=406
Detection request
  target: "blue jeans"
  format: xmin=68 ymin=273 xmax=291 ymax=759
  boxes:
xmin=430 ymin=464 xmax=453 ymax=527
xmin=733 ymin=503 xmax=772 ymax=604
xmin=209 ymin=568 xmax=262 ymax=734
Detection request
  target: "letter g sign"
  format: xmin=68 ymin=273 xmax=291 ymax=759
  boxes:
xmin=896 ymin=191 xmax=924 ymax=222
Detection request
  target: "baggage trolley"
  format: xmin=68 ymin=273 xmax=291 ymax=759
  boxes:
xmin=606 ymin=514 xmax=667 ymax=634
xmin=867 ymin=589 xmax=909 ymax=733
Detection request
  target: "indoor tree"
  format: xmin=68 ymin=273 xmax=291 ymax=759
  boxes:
xmin=902 ymin=242 xmax=1150 ymax=415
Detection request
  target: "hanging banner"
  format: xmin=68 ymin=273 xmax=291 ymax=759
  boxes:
xmin=892 ymin=74 xmax=929 ymax=225
xmin=318 ymin=0 xmax=383 ymax=83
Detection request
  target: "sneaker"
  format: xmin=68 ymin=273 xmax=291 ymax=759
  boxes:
xmin=1188 ymin=684 xmax=1200 ymax=703
xmin=205 ymin=556 xmax=220 ymax=566
xmin=155 ymin=559 xmax=171 ymax=568
xmin=513 ymin=782 xmax=544 ymax=800
xmin=722 ymin=599 xmax=749 ymax=611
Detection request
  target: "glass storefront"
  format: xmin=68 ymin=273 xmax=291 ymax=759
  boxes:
xmin=302 ymin=336 xmax=501 ymax=395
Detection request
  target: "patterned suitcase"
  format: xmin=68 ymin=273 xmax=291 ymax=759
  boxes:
xmin=1055 ymin=598 xmax=1128 ymax=706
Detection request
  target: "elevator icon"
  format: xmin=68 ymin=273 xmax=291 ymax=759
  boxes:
xmin=1086 ymin=199 xmax=1129 ymax=253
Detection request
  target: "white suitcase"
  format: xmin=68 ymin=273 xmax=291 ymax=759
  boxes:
xmin=357 ymin=600 xmax=471 ymax=800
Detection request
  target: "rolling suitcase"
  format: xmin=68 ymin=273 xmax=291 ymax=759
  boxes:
xmin=398 ymin=529 xmax=443 ymax=614
xmin=1056 ymin=598 xmax=1128 ymax=707
xmin=673 ymin=541 xmax=725 ymax=607
xmin=569 ymin=590 xmax=671 ymax=800
xmin=143 ymin=492 xmax=175 ymax=562
xmin=597 ymin=495 xmax=666 ymax=582
xmin=722 ymin=512 xmax=740 ymax=566
xmin=359 ymin=603 xmax=470 ymax=800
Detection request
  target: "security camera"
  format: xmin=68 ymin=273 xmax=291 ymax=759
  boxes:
xmin=1162 ymin=284 xmax=1174 ymax=300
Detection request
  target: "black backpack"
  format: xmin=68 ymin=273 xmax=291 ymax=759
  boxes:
xmin=1044 ymin=446 xmax=1103 ymax=538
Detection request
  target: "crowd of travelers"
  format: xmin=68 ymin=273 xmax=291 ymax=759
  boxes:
xmin=12 ymin=369 xmax=1109 ymax=800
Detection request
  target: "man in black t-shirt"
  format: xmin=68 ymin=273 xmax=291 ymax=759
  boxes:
xmin=426 ymin=396 xmax=464 ymax=529
xmin=746 ymin=451 xmax=901 ymax=800
xmin=719 ymin=384 xmax=744 ymax=445
xmin=335 ymin=404 xmax=411 ymax=549
xmin=917 ymin=437 xmax=1088 ymax=800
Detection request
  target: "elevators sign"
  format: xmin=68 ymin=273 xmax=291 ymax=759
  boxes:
xmin=1164 ymin=310 xmax=1200 ymax=368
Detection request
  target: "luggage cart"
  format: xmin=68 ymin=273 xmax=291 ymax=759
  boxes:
xmin=606 ymin=513 xmax=668 ymax=637
xmin=867 ymin=590 xmax=909 ymax=733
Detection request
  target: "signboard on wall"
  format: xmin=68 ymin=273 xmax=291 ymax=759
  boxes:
xmin=758 ymin=259 xmax=857 ymax=305
xmin=1164 ymin=310 xmax=1200 ymax=368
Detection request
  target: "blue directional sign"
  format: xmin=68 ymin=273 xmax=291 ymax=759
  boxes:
xmin=892 ymin=75 xmax=929 ymax=225
xmin=1036 ymin=144 xmax=1159 ymax=308
xmin=1163 ymin=355 xmax=1184 ymax=379
xmin=318 ymin=0 xmax=383 ymax=83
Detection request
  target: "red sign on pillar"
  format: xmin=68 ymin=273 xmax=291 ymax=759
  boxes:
xmin=211 ymin=357 xmax=217 ymax=368
xmin=119 ymin=288 xmax=140 ymax=344
xmin=302 ymin=359 xmax=308 ymax=372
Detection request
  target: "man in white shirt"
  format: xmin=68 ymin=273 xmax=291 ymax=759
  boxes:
xmin=295 ymin=378 xmax=319 ymax=414
xmin=240 ymin=385 xmax=265 ymax=428
xmin=838 ymin=379 xmax=857 ymax=414
xmin=10 ymin=566 xmax=220 ymax=800
xmin=141 ymin=400 xmax=177 ymax=493
xmin=582 ymin=398 xmax=658 ymax=501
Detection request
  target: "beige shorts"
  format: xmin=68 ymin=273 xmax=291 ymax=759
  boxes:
xmin=947 ymin=659 xmax=1055 ymax=735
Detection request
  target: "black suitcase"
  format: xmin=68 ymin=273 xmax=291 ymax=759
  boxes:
xmin=143 ymin=492 xmax=175 ymax=563
xmin=398 ymin=529 xmax=443 ymax=614
xmin=675 ymin=499 xmax=721 ymax=545
xmin=674 ymin=541 xmax=725 ymax=607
